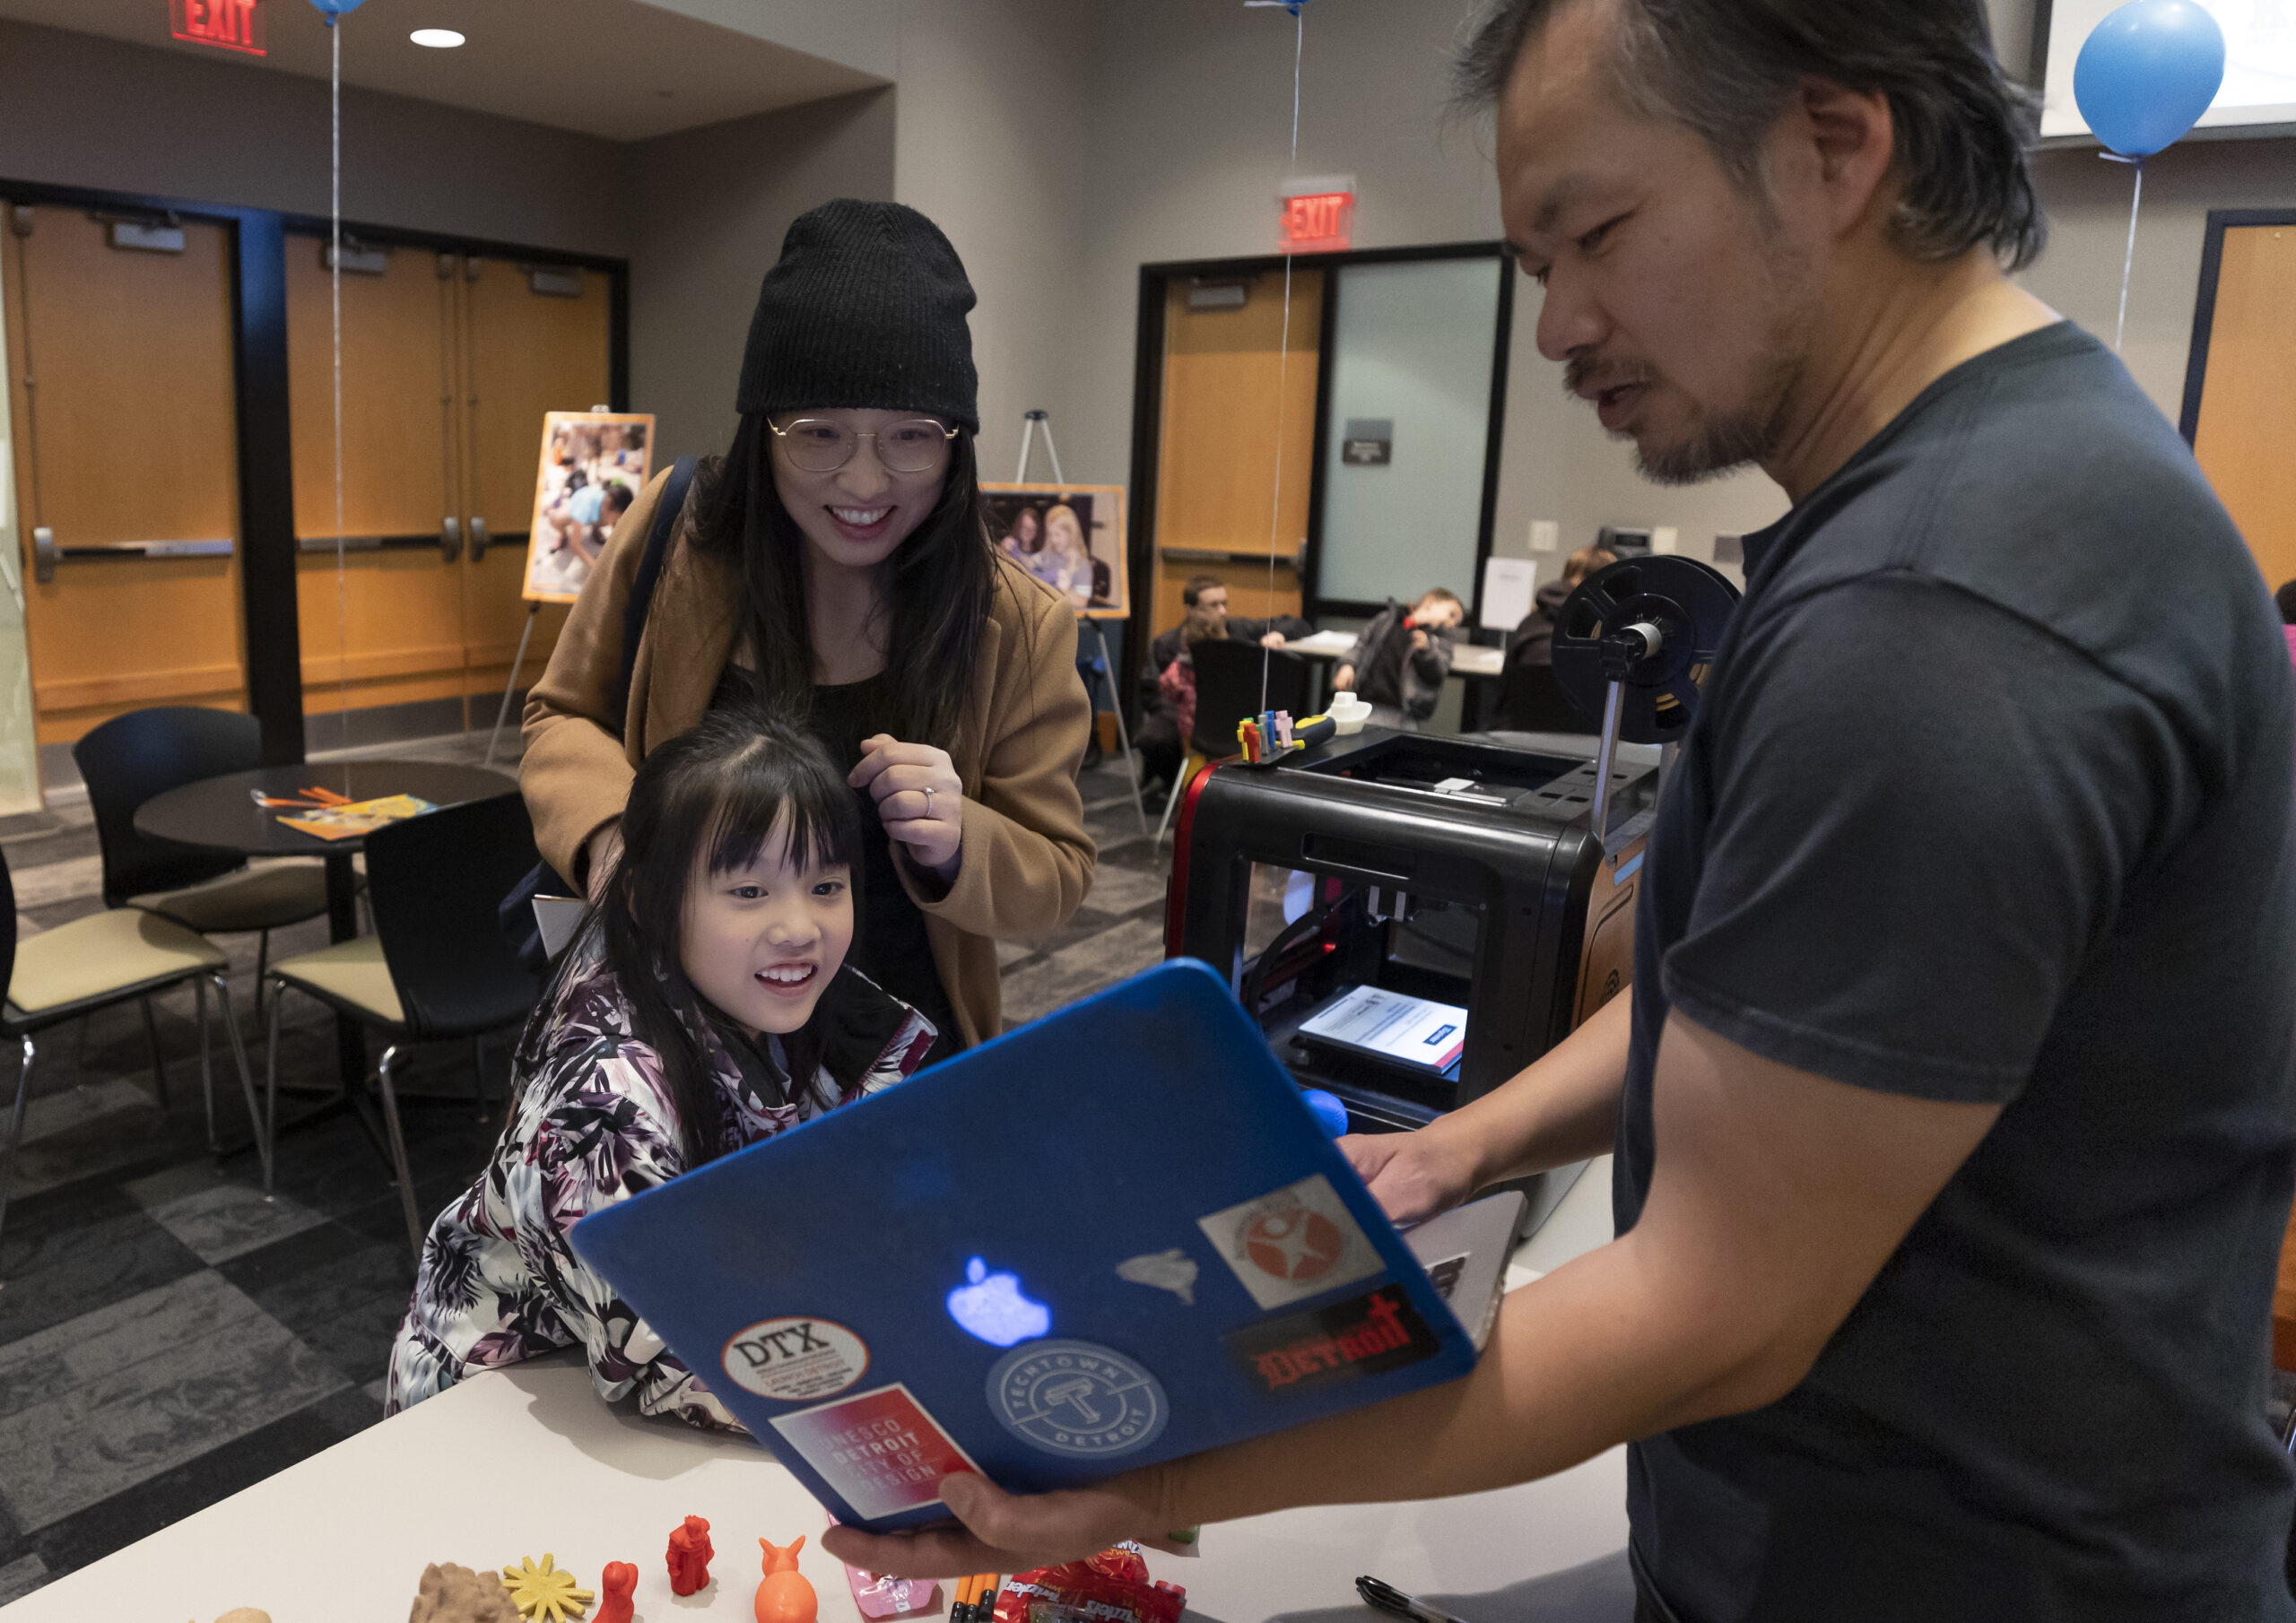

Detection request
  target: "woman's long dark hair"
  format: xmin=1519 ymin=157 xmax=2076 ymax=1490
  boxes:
xmin=688 ymin=415 xmax=1000 ymax=749
xmin=517 ymin=704 xmax=865 ymax=1169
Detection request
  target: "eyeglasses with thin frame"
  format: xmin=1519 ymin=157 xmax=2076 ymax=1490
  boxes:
xmin=769 ymin=416 xmax=959 ymax=474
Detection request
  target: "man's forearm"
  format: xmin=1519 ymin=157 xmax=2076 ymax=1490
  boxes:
xmin=1439 ymin=991 xmax=1632 ymax=1191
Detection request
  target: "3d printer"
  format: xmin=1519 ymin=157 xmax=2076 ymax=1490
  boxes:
xmin=1162 ymin=555 xmax=1738 ymax=1232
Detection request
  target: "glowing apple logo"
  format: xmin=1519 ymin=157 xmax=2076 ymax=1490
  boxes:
xmin=945 ymin=1256 xmax=1051 ymax=1348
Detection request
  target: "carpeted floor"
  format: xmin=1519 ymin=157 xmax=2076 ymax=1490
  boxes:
xmin=0 ymin=737 xmax=1167 ymax=1601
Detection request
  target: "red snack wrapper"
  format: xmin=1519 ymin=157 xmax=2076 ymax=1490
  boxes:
xmin=994 ymin=1546 xmax=1186 ymax=1623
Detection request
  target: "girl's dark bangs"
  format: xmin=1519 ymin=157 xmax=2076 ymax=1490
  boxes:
xmin=700 ymin=753 xmax=855 ymax=876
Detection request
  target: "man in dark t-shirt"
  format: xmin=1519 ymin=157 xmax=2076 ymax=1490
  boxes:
xmin=824 ymin=4 xmax=2296 ymax=1617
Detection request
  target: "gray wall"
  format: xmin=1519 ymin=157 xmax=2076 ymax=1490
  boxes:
xmin=627 ymin=89 xmax=897 ymax=463
xmin=0 ymin=18 xmax=632 ymax=258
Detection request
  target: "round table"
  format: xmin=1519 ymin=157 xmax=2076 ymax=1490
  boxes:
xmin=135 ymin=760 xmax=519 ymax=1084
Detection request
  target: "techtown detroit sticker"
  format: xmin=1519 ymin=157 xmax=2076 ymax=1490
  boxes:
xmin=1196 ymin=1172 xmax=1386 ymax=1310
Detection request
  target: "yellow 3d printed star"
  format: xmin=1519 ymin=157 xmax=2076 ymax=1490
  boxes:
xmin=500 ymin=1554 xmax=594 ymax=1621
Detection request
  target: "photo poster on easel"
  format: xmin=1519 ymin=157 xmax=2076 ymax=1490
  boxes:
xmin=980 ymin=482 xmax=1128 ymax=620
xmin=522 ymin=411 xmax=657 ymax=604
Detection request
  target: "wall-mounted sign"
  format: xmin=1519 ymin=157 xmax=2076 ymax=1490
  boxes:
xmin=1341 ymin=418 xmax=1393 ymax=466
xmin=1279 ymin=174 xmax=1356 ymax=255
xmin=171 ymin=0 xmax=265 ymax=55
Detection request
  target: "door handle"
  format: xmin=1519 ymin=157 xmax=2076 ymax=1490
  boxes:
xmin=31 ymin=526 xmax=56 ymax=585
xmin=441 ymin=516 xmax=463 ymax=562
xmin=468 ymin=516 xmax=489 ymax=562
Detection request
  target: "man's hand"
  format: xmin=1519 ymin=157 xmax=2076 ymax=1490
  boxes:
xmin=1410 ymin=629 xmax=1430 ymax=652
xmin=853 ymin=735 xmax=964 ymax=878
xmin=1340 ymin=1122 xmax=1480 ymax=1224
xmin=1259 ymin=631 xmax=1287 ymax=648
xmin=818 ymin=1472 xmax=1184 ymax=1577
xmin=1333 ymin=664 xmax=1355 ymax=692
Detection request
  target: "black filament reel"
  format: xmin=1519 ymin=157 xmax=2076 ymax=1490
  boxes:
xmin=1550 ymin=555 xmax=1742 ymax=744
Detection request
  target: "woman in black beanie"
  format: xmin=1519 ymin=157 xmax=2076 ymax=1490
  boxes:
xmin=522 ymin=199 xmax=1095 ymax=1061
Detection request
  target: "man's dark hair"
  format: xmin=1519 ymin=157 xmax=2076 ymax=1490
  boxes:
xmin=2275 ymin=580 xmax=2296 ymax=627
xmin=1457 ymin=0 xmax=2045 ymax=270
xmin=1182 ymin=574 xmax=1223 ymax=607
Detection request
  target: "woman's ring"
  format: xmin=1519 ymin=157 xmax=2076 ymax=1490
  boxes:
xmin=924 ymin=786 xmax=936 ymax=818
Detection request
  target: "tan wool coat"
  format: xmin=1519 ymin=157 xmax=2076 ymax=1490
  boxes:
xmin=520 ymin=467 xmax=1097 ymax=1047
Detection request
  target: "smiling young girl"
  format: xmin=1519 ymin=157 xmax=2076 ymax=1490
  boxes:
xmin=386 ymin=705 xmax=935 ymax=1428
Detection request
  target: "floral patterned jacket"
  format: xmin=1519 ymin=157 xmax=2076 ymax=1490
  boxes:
xmin=386 ymin=942 xmax=935 ymax=1429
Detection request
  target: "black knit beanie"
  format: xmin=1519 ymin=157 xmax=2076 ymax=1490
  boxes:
xmin=735 ymin=199 xmax=979 ymax=433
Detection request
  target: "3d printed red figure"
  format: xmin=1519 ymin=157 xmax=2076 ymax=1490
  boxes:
xmin=596 ymin=1561 xmax=639 ymax=1623
xmin=668 ymin=1515 xmax=716 ymax=1595
xmin=755 ymin=1534 xmax=818 ymax=1623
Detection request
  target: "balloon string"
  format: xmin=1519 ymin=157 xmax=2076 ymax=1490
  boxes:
xmin=1262 ymin=5 xmax=1302 ymax=716
xmin=331 ymin=17 xmax=350 ymax=756
xmin=2115 ymin=159 xmax=2142 ymax=356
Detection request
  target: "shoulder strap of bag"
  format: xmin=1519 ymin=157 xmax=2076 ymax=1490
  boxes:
xmin=607 ymin=455 xmax=700 ymax=739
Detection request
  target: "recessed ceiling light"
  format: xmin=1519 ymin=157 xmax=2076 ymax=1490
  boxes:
xmin=409 ymin=28 xmax=465 ymax=48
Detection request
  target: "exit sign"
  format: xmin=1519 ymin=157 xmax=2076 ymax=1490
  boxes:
xmin=171 ymin=0 xmax=265 ymax=55
xmin=1280 ymin=189 xmax=1354 ymax=255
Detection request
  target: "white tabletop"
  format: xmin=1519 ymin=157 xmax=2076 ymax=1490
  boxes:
xmin=1283 ymin=631 xmax=1502 ymax=679
xmin=1 ymin=1167 xmax=1624 ymax=1623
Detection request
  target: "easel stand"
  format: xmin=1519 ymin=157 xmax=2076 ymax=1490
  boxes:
xmin=1015 ymin=410 xmax=1148 ymax=837
xmin=485 ymin=602 xmax=542 ymax=768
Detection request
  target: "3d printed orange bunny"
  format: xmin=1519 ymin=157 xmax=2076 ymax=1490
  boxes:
xmin=755 ymin=1534 xmax=819 ymax=1623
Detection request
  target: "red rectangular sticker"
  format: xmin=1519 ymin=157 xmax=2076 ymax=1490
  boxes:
xmin=770 ymin=1384 xmax=979 ymax=1521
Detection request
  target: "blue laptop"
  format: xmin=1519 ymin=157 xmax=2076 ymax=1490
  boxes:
xmin=569 ymin=958 xmax=1480 ymax=1532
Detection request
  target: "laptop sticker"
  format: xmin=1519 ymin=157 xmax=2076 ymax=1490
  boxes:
xmin=1115 ymin=1248 xmax=1199 ymax=1305
xmin=1222 ymin=1280 xmax=1441 ymax=1398
xmin=987 ymin=1341 xmax=1170 ymax=1459
xmin=722 ymin=1315 xmax=870 ymax=1402
xmin=1422 ymin=1253 xmax=1471 ymax=1303
xmin=770 ymin=1384 xmax=982 ymax=1522
xmin=1196 ymin=1172 xmax=1386 ymax=1311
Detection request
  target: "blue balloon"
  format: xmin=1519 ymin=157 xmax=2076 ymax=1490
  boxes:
xmin=1300 ymin=1088 xmax=1351 ymax=1139
xmin=308 ymin=0 xmax=368 ymax=18
xmin=2074 ymin=0 xmax=2226 ymax=158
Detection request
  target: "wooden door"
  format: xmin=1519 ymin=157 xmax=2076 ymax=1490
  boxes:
xmin=456 ymin=256 xmax=611 ymax=707
xmin=286 ymin=235 xmax=465 ymax=729
xmin=2193 ymin=224 xmax=2296 ymax=593
xmin=3 ymin=205 xmax=246 ymax=746
xmin=1151 ymin=272 xmax=1323 ymax=637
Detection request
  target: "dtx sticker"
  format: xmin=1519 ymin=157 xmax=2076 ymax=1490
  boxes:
xmin=987 ymin=1341 xmax=1169 ymax=1460
xmin=1196 ymin=1172 xmax=1385 ymax=1310
xmin=1223 ymin=1280 xmax=1440 ymax=1398
xmin=722 ymin=1315 xmax=870 ymax=1402
xmin=770 ymin=1383 xmax=980 ymax=1521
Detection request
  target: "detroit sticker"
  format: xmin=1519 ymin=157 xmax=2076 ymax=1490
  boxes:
xmin=1196 ymin=1172 xmax=1386 ymax=1311
xmin=1222 ymin=1280 xmax=1441 ymax=1399
xmin=721 ymin=1315 xmax=870 ymax=1402
xmin=769 ymin=1384 xmax=980 ymax=1521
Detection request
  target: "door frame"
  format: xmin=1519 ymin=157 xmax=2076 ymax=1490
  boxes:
xmin=0 ymin=173 xmax=629 ymax=764
xmin=1124 ymin=239 xmax=1514 ymax=723
xmin=2179 ymin=207 xmax=2296 ymax=446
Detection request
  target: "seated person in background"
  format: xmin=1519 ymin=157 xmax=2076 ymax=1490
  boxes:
xmin=2277 ymin=579 xmax=2296 ymax=669
xmin=1333 ymin=587 xmax=1465 ymax=731
xmin=386 ymin=704 xmax=935 ymax=1430
xmin=1505 ymin=545 xmax=1616 ymax=675
xmin=1135 ymin=577 xmax=1312 ymax=793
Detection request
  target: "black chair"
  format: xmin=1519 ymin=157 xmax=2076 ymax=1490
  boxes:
xmin=1 ymin=842 xmax=264 ymax=1256
xmin=1495 ymin=656 xmax=1596 ymax=734
xmin=1155 ymin=640 xmax=1312 ymax=845
xmin=262 ymin=794 xmax=543 ymax=1256
xmin=74 ymin=707 xmax=330 ymax=998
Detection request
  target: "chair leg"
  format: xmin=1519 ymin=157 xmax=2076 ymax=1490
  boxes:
xmin=375 ymin=1045 xmax=425 ymax=1263
xmin=263 ymin=984 xmax=285 ymax=1197
xmin=208 ymin=976 xmax=270 ymax=1195
xmin=0 ymin=1037 xmax=35 ymax=1261
xmin=254 ymin=930 xmax=271 ymax=1023
xmin=1154 ymin=753 xmax=1201 ymax=846
xmin=195 ymin=976 xmax=218 ymax=1155
xmin=138 ymin=996 xmax=170 ymax=1112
